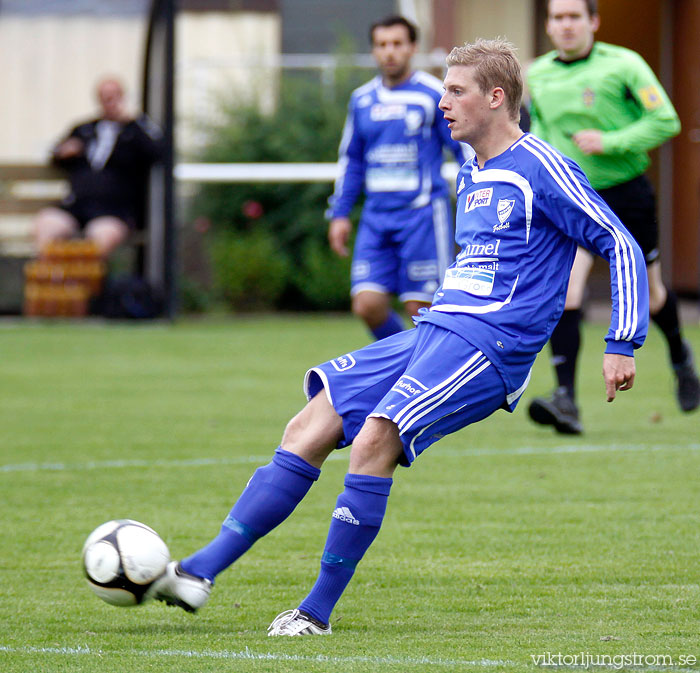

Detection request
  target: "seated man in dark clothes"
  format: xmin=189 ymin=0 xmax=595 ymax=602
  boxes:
xmin=33 ymin=76 xmax=163 ymax=258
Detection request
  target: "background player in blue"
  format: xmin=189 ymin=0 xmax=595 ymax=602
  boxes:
xmin=150 ymin=39 xmax=648 ymax=636
xmin=327 ymin=15 xmax=472 ymax=340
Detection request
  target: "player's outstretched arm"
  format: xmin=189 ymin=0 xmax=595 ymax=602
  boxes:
xmin=602 ymin=352 xmax=636 ymax=402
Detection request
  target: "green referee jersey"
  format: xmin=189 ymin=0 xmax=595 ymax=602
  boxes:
xmin=526 ymin=41 xmax=680 ymax=190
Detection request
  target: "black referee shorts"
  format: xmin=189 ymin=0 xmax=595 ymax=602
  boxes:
xmin=596 ymin=174 xmax=659 ymax=265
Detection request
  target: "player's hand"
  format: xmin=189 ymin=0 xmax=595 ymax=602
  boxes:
xmin=328 ymin=217 xmax=353 ymax=257
xmin=54 ymin=138 xmax=84 ymax=159
xmin=572 ymin=129 xmax=604 ymax=155
xmin=602 ymin=353 xmax=635 ymax=402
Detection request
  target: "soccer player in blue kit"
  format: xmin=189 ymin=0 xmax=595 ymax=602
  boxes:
xmin=327 ymin=15 xmax=473 ymax=340
xmin=150 ymin=38 xmax=649 ymax=635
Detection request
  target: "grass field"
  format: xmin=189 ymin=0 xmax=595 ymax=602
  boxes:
xmin=1 ymin=314 xmax=698 ymax=673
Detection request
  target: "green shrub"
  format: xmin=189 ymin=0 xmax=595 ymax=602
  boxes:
xmin=186 ymin=64 xmax=371 ymax=312
xmin=290 ymin=238 xmax=352 ymax=311
xmin=210 ymin=229 xmax=290 ymax=311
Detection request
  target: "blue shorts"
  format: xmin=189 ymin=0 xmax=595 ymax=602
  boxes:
xmin=351 ymin=197 xmax=453 ymax=303
xmin=304 ymin=323 xmax=507 ymax=466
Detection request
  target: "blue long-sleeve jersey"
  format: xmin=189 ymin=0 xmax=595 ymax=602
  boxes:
xmin=327 ymin=71 xmax=472 ymax=217
xmin=418 ymin=133 xmax=649 ymax=407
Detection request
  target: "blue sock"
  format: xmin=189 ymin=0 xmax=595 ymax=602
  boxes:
xmin=298 ymin=473 xmax=392 ymax=624
xmin=181 ymin=448 xmax=320 ymax=582
xmin=370 ymin=310 xmax=404 ymax=340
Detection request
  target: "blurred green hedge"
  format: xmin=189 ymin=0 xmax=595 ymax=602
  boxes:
xmin=183 ymin=67 xmax=371 ymax=313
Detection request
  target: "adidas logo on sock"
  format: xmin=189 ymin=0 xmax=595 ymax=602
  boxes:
xmin=332 ymin=506 xmax=359 ymax=525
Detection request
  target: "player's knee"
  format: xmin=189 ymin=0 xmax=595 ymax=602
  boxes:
xmin=281 ymin=411 xmax=306 ymax=450
xmin=403 ymin=300 xmax=429 ymax=318
xmin=349 ymin=418 xmax=402 ymax=477
xmin=646 ymin=264 xmax=667 ymax=314
xmin=352 ymin=292 xmax=389 ymax=327
xmin=648 ymin=285 xmax=667 ymax=314
xmin=280 ymin=394 xmax=343 ymax=466
xmin=563 ymin=280 xmax=586 ymax=309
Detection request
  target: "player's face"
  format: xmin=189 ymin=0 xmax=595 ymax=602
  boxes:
xmin=439 ymin=65 xmax=492 ymax=145
xmin=371 ymin=24 xmax=416 ymax=85
xmin=546 ymin=0 xmax=599 ymax=60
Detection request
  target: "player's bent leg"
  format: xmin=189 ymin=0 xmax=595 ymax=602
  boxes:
xmin=271 ymin=327 xmax=507 ymax=635
xmin=564 ymin=247 xmax=594 ymax=309
xmin=348 ymin=416 xmax=404 ymax=477
xmin=352 ymin=290 xmax=405 ymax=340
xmin=152 ymin=395 xmax=342 ymax=613
xmin=403 ymin=299 xmax=431 ymax=320
xmin=646 ymin=260 xmax=667 ymax=315
xmin=281 ymin=391 xmax=344 ymax=467
xmin=674 ymin=343 xmax=700 ymax=412
xmin=270 ymin=420 xmax=400 ymax=636
xmin=528 ymin=247 xmax=592 ymax=433
xmin=84 ymin=216 xmax=129 ymax=257
xmin=647 ymin=262 xmax=700 ymax=412
xmin=32 ymin=207 xmax=79 ymax=252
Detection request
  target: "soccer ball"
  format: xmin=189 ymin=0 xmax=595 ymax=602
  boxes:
xmin=82 ymin=519 xmax=170 ymax=606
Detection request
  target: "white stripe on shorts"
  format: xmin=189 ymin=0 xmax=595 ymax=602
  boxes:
xmin=392 ymin=350 xmax=490 ymax=436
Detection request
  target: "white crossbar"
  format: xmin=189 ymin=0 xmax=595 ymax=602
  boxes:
xmin=174 ymin=162 xmax=460 ymax=184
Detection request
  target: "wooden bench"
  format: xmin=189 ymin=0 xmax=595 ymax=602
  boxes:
xmin=0 ymin=163 xmax=146 ymax=313
xmin=0 ymin=163 xmax=67 ymax=214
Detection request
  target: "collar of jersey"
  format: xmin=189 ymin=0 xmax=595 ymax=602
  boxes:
xmin=553 ymin=42 xmax=595 ymax=66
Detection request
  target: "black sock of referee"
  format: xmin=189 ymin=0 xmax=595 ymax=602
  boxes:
xmin=651 ymin=291 xmax=685 ymax=365
xmin=550 ymin=309 xmax=582 ymax=402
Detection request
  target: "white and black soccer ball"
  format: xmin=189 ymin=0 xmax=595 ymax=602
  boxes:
xmin=82 ymin=519 xmax=170 ymax=606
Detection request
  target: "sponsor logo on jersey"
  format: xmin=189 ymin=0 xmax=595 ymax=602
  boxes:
xmin=371 ymin=103 xmax=407 ymax=121
xmin=443 ymin=265 xmax=496 ymax=296
xmin=582 ymin=87 xmax=595 ymax=107
xmin=367 ymin=143 xmax=417 ymax=163
xmin=332 ymin=506 xmax=359 ymax=525
xmin=331 ymin=354 xmax=356 ymax=372
xmin=465 ymin=187 xmax=493 ymax=212
xmin=497 ymin=199 xmax=515 ymax=223
xmin=445 ymin=241 xmax=502 ymax=296
xmin=366 ymin=167 xmax=420 ymax=192
xmin=638 ymin=84 xmax=663 ymax=110
xmin=459 ymin=239 xmax=501 ymax=257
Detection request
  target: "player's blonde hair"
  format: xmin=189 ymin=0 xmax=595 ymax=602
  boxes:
xmin=446 ymin=38 xmax=523 ymax=122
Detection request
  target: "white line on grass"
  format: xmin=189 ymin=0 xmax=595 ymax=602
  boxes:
xmin=2 ymin=645 xmax=696 ymax=672
xmin=0 ymin=455 xmax=274 ymax=473
xmin=0 ymin=644 xmax=515 ymax=668
xmin=2 ymin=443 xmax=699 ymax=474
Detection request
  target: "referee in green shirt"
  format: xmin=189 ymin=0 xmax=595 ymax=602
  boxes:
xmin=526 ymin=0 xmax=699 ymax=433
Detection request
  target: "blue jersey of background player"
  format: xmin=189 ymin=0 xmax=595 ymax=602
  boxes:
xmin=327 ymin=15 xmax=472 ymax=341
xmin=150 ymin=39 xmax=648 ymax=637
